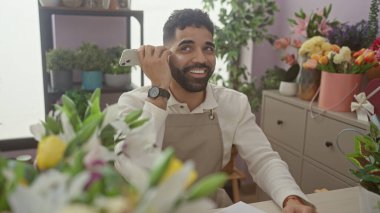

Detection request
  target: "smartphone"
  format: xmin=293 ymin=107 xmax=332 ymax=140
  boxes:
xmin=119 ymin=49 xmax=140 ymax=66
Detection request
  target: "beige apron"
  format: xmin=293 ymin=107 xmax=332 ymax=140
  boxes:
xmin=163 ymin=110 xmax=233 ymax=207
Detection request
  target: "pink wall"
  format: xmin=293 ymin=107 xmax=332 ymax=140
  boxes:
xmin=251 ymin=0 xmax=373 ymax=84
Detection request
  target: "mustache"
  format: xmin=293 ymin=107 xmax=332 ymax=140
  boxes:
xmin=183 ymin=63 xmax=211 ymax=73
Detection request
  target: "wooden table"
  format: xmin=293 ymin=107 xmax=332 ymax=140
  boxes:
xmin=210 ymin=187 xmax=359 ymax=213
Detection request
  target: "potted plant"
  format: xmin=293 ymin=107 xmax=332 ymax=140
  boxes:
xmin=104 ymin=46 xmax=132 ymax=88
xmin=343 ymin=122 xmax=380 ymax=212
xmin=46 ymin=48 xmax=75 ymax=92
xmin=75 ymin=42 xmax=107 ymax=90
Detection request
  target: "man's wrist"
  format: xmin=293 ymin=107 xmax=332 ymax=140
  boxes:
xmin=283 ymin=195 xmax=303 ymax=207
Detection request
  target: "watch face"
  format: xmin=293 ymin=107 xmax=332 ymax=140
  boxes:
xmin=149 ymin=87 xmax=160 ymax=98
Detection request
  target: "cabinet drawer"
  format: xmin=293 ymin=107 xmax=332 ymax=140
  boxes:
xmin=272 ymin=143 xmax=302 ymax=184
xmin=262 ymin=97 xmax=306 ymax=152
xmin=304 ymin=113 xmax=365 ymax=180
xmin=301 ymin=161 xmax=353 ymax=194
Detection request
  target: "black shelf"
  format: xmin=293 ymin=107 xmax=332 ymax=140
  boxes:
xmin=38 ymin=4 xmax=144 ymax=114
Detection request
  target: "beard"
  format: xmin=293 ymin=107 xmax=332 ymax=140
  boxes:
xmin=169 ymin=61 xmax=214 ymax=92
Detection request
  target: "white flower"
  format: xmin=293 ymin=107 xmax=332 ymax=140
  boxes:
xmin=8 ymin=170 xmax=90 ymax=213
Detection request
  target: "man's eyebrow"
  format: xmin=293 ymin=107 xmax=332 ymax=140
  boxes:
xmin=177 ymin=40 xmax=194 ymax=46
xmin=205 ymin=41 xmax=215 ymax=48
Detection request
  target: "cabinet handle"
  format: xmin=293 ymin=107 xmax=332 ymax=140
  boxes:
xmin=325 ymin=141 xmax=333 ymax=148
xmin=277 ymin=120 xmax=283 ymax=125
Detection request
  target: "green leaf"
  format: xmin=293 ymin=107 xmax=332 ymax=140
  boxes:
xmin=185 ymin=173 xmax=228 ymax=201
xmin=129 ymin=118 xmax=149 ymax=129
xmin=65 ymin=114 xmax=103 ymax=156
xmin=61 ymin=95 xmax=82 ymax=132
xmin=149 ymin=147 xmax=175 ymax=187
xmin=124 ymin=109 xmax=143 ymax=124
xmin=84 ymin=88 xmax=101 ymax=119
xmin=44 ymin=116 xmax=62 ymax=135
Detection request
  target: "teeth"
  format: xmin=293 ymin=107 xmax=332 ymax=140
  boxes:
xmin=190 ymin=70 xmax=205 ymax=74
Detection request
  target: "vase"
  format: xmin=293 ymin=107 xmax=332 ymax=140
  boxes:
xmin=296 ymin=67 xmax=321 ymax=101
xmin=359 ymin=186 xmax=380 ymax=213
xmin=318 ymin=71 xmax=363 ymax=112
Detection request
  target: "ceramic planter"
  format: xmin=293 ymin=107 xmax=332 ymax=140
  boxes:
xmin=318 ymin=71 xmax=363 ymax=112
xmin=81 ymin=70 xmax=103 ymax=90
xmin=50 ymin=71 xmax=73 ymax=92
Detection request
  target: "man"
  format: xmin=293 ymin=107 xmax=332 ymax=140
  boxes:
xmin=118 ymin=8 xmax=316 ymax=212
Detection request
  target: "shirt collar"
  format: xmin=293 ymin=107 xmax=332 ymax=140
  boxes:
xmin=167 ymin=84 xmax=218 ymax=110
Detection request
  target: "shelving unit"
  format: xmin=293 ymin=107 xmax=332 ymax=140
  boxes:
xmin=38 ymin=5 xmax=144 ymax=114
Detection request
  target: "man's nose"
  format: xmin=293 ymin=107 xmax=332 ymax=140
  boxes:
xmin=192 ymin=49 xmax=207 ymax=63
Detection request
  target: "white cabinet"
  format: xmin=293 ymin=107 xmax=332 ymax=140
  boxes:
xmin=258 ymin=90 xmax=368 ymax=201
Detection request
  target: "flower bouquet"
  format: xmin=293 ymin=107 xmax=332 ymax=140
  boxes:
xmin=300 ymin=36 xmax=378 ymax=111
xmin=0 ymin=89 xmax=227 ymax=213
xmin=272 ymin=4 xmax=339 ymax=100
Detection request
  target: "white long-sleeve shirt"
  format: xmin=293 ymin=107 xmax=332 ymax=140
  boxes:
xmin=118 ymin=83 xmax=309 ymax=207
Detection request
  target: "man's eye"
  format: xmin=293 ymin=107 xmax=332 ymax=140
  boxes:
xmin=180 ymin=46 xmax=192 ymax=52
xmin=205 ymin=46 xmax=215 ymax=53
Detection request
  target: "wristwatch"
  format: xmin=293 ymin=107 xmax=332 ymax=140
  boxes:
xmin=147 ymin=86 xmax=170 ymax=99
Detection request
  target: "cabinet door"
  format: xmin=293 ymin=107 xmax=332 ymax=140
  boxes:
xmin=262 ymin=97 xmax=306 ymax=152
xmin=301 ymin=161 xmax=353 ymax=194
xmin=304 ymin=113 xmax=365 ymax=180
xmin=272 ymin=143 xmax=302 ymax=184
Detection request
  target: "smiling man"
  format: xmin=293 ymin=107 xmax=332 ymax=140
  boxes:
xmin=118 ymin=8 xmax=316 ymax=212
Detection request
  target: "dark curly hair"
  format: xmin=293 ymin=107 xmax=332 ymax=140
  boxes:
xmin=163 ymin=9 xmax=214 ymax=45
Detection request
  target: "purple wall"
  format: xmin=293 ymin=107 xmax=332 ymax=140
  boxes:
xmin=251 ymin=0 xmax=373 ymax=84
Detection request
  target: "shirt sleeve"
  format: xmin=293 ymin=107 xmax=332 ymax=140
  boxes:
xmin=118 ymin=91 xmax=168 ymax=147
xmin=232 ymin=94 xmax=310 ymax=207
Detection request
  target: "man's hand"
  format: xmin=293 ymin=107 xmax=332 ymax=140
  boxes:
xmin=283 ymin=196 xmax=317 ymax=213
xmin=138 ymin=45 xmax=172 ymax=90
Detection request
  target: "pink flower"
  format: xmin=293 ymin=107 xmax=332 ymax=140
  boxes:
xmin=282 ymin=54 xmax=297 ymax=66
xmin=274 ymin=37 xmax=291 ymax=49
xmin=302 ymin=58 xmax=318 ymax=69
xmin=292 ymin=39 xmax=303 ymax=49
xmin=293 ymin=16 xmax=309 ymax=37
xmin=318 ymin=18 xmax=332 ymax=36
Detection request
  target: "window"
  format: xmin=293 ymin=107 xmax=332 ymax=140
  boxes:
xmin=0 ymin=1 xmax=45 ymax=140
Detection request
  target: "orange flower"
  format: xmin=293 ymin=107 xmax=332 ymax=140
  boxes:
xmin=353 ymin=48 xmax=366 ymax=58
xmin=355 ymin=55 xmax=364 ymax=65
xmin=318 ymin=55 xmax=329 ymax=65
xmin=364 ymin=51 xmax=376 ymax=63
xmin=310 ymin=53 xmax=321 ymax=61
xmin=331 ymin=44 xmax=340 ymax=53
xmin=303 ymin=59 xmax=318 ymax=69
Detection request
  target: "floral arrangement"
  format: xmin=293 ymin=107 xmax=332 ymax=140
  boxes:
xmin=0 ymin=89 xmax=227 ymax=213
xmin=272 ymin=4 xmax=339 ymax=82
xmin=288 ymin=4 xmax=339 ymax=39
xmin=299 ymin=36 xmax=378 ymax=74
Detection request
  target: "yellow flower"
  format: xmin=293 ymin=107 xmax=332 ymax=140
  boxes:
xmin=36 ymin=135 xmax=67 ymax=170
xmin=318 ymin=55 xmax=329 ymax=65
xmin=161 ymin=157 xmax=198 ymax=188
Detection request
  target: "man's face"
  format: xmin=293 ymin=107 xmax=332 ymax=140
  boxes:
xmin=168 ymin=26 xmax=216 ymax=92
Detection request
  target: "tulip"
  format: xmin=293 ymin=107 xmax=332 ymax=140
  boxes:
xmin=355 ymin=55 xmax=364 ymax=65
xmin=36 ymin=135 xmax=67 ymax=170
xmin=364 ymin=51 xmax=376 ymax=63
xmin=353 ymin=48 xmax=366 ymax=58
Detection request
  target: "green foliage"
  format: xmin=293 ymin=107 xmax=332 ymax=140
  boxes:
xmin=260 ymin=66 xmax=287 ymax=90
xmin=203 ymin=0 xmax=278 ymax=112
xmin=346 ymin=122 xmax=380 ymax=195
xmin=105 ymin=46 xmax=131 ymax=74
xmin=46 ymin=48 xmax=76 ymax=72
xmin=63 ymin=89 xmax=91 ymax=120
xmin=75 ymin=43 xmax=108 ymax=71
xmin=367 ymin=0 xmax=380 ymax=47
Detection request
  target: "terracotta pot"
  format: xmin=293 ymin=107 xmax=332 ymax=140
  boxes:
xmin=318 ymin=71 xmax=363 ymax=112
